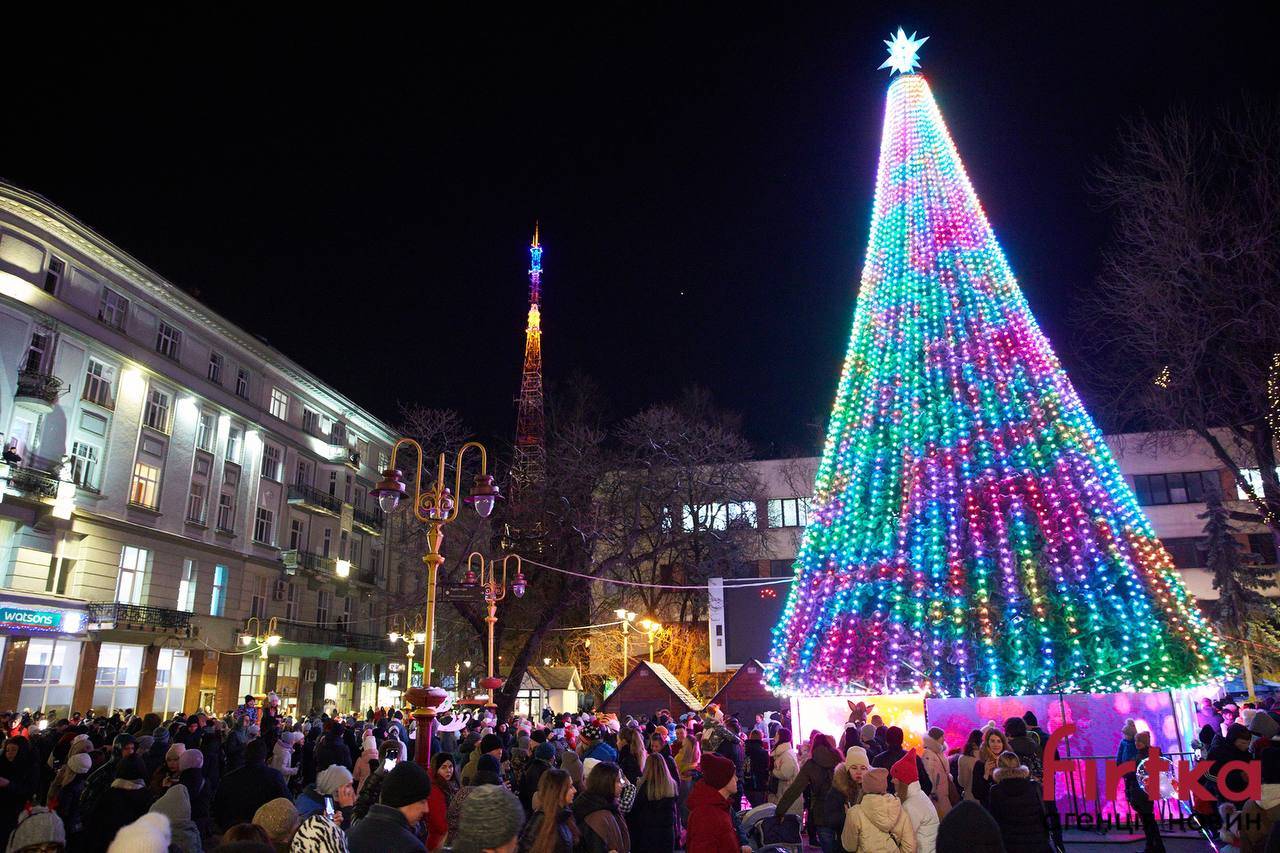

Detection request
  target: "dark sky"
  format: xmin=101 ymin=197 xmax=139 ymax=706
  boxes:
xmin=2 ymin=7 xmax=1269 ymax=456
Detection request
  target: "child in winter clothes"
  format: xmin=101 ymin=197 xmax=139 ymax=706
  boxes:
xmin=270 ymin=731 xmax=302 ymax=783
xmin=892 ymin=750 xmax=938 ymax=853
xmin=841 ymin=767 xmax=916 ymax=853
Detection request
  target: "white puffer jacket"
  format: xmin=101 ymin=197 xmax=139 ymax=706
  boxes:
xmin=769 ymin=742 xmax=802 ymax=815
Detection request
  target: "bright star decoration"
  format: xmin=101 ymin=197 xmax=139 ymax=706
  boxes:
xmin=879 ymin=27 xmax=928 ymax=75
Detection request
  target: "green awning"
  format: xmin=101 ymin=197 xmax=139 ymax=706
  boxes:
xmin=273 ymin=642 xmax=387 ymax=664
xmin=330 ymin=648 xmax=388 ymax=664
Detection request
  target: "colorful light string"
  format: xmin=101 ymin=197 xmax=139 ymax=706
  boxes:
xmin=766 ymin=69 xmax=1226 ymax=698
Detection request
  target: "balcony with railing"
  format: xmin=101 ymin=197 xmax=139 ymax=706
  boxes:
xmin=276 ymin=618 xmax=393 ymax=653
xmin=2 ymin=465 xmax=59 ymax=499
xmin=86 ymin=602 xmax=192 ymax=635
xmin=14 ymin=370 xmax=65 ymax=413
xmin=296 ymin=550 xmax=334 ymax=573
xmin=352 ymin=504 xmax=384 ymax=535
xmin=287 ymin=483 xmax=342 ymax=516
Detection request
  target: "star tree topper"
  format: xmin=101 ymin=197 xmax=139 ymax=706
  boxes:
xmin=879 ymin=27 xmax=928 ymax=75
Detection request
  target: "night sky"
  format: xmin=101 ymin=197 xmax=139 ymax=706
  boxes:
xmin=2 ymin=7 xmax=1268 ymax=456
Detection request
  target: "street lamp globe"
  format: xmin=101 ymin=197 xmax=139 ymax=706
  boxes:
xmin=371 ymin=468 xmax=407 ymax=513
xmin=464 ymin=473 xmax=501 ymax=518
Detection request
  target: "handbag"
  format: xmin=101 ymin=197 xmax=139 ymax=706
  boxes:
xmin=618 ymin=779 xmax=639 ymax=813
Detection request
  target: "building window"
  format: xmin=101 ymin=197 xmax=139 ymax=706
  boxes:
xmin=682 ymin=501 xmax=759 ymax=532
xmin=322 ymin=528 xmax=332 ymax=558
xmin=226 ymin=426 xmax=243 ymax=464
xmin=177 ymin=559 xmax=197 ymax=612
xmin=98 ymin=288 xmax=129 ymax=329
xmin=295 ymin=459 xmax=313 ymax=487
xmin=153 ymin=648 xmax=190 ymax=716
xmin=269 ymin=388 xmax=289 ymax=420
xmin=1248 ymin=533 xmax=1278 ymax=566
xmin=207 ymin=351 xmax=223 ymax=384
xmin=249 ymin=575 xmax=267 ymax=619
xmin=94 ymin=643 xmax=145 ymax=714
xmin=1237 ymin=468 xmax=1280 ymax=500
xmin=43 ymin=255 xmax=65 ymax=294
xmin=70 ymin=441 xmax=101 ymax=491
xmin=254 ymin=507 xmax=275 ymax=545
xmin=1133 ymin=471 xmax=1220 ymax=506
xmin=129 ymin=462 xmax=161 ymax=509
xmin=143 ymin=388 xmax=171 ymax=433
xmin=238 ymin=657 xmax=265 ymax=701
xmin=156 ymin=321 xmax=182 ymax=360
xmin=766 ymin=497 xmax=812 ymax=528
xmin=20 ymin=638 xmax=81 ymax=716
xmin=1161 ymin=537 xmax=1205 ymax=568
xmin=235 ymin=368 xmax=250 ymax=399
xmin=82 ymin=357 xmax=115 ymax=407
xmin=378 ymin=451 xmax=390 ymax=473
xmin=289 ymin=518 xmax=305 ymax=551
xmin=261 ymin=444 xmax=281 ymax=481
xmin=317 ymin=590 xmax=331 ymax=626
xmin=340 ymin=596 xmax=352 ymax=631
xmin=115 ymin=545 xmax=149 ymax=605
xmin=216 ymin=493 xmax=235 ymax=532
xmin=196 ymin=412 xmax=215 ymax=452
xmin=303 ymin=408 xmax=322 ymax=436
xmin=210 ymin=564 xmax=228 ymax=616
xmin=371 ymin=548 xmax=383 ymax=582
xmin=284 ymin=582 xmax=298 ymax=621
xmin=187 ymin=482 xmax=207 ymax=524
xmin=23 ymin=330 xmax=52 ymax=373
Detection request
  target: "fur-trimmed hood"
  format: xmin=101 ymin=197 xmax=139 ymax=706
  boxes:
xmin=832 ymin=764 xmax=860 ymax=801
xmin=993 ymin=764 xmax=1029 ymax=782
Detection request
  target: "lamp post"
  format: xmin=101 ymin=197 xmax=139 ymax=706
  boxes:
xmin=240 ymin=616 xmax=281 ymax=698
xmin=638 ymin=618 xmax=662 ymax=662
xmin=466 ymin=552 xmax=528 ymax=708
xmin=614 ymin=609 xmax=636 ymax=677
xmin=370 ymin=439 xmax=500 ymax=769
xmin=389 ymin=615 xmax=427 ymax=696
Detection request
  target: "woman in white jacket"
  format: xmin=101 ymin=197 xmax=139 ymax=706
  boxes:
xmin=890 ymin=750 xmax=937 ymax=853
xmin=768 ymin=729 xmax=803 ymax=815
xmin=271 ymin=730 xmax=302 ymax=780
xmin=842 ymin=768 xmax=915 ymax=853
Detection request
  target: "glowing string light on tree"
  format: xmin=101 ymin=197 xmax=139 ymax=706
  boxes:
xmin=766 ymin=31 xmax=1226 ymax=698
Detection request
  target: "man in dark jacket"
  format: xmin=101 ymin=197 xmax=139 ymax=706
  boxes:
xmin=518 ymin=742 xmax=555 ymax=814
xmin=347 ymin=761 xmax=433 ymax=852
xmin=315 ymin=726 xmax=353 ymax=773
xmin=76 ymin=733 xmax=134 ymax=832
xmin=212 ymin=738 xmax=290 ymax=831
xmin=870 ymin=726 xmax=932 ymax=796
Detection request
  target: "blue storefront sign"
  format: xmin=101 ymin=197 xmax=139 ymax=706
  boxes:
xmin=0 ymin=603 xmax=80 ymax=633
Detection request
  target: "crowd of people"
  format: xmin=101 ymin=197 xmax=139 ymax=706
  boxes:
xmin=1 ymin=691 xmax=1279 ymax=853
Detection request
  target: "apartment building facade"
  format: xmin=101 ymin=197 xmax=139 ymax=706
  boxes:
xmin=0 ymin=181 xmax=413 ymax=718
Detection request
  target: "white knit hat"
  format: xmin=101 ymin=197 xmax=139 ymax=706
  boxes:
xmin=106 ymin=812 xmax=171 ymax=853
xmin=67 ymin=753 xmax=92 ymax=774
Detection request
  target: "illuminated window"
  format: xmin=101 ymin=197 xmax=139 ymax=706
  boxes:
xmin=115 ymin=545 xmax=149 ymax=604
xmin=196 ymin=412 xmax=216 ymax=452
xmin=154 ymin=648 xmax=190 ymax=715
xmin=156 ymin=321 xmax=182 ymax=360
xmin=270 ymin=388 xmax=289 ymax=421
xmin=177 ymin=559 xmax=197 ymax=612
xmin=766 ymin=498 xmax=811 ymax=528
xmin=226 ymin=425 xmax=243 ymax=463
xmin=210 ymin=565 xmax=227 ymax=616
xmin=129 ymin=462 xmax=161 ymax=509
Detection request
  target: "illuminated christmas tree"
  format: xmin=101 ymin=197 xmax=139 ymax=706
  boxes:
xmin=768 ymin=31 xmax=1225 ymax=697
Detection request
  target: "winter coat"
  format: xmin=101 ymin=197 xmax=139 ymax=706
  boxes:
xmin=774 ymin=740 xmax=841 ymax=828
xmin=517 ymin=808 xmax=575 ymax=853
xmin=518 ymin=757 xmax=551 ymax=815
xmin=626 ymin=781 xmax=678 ymax=853
xmin=1208 ymin=732 xmax=1254 ymax=804
xmin=684 ymin=781 xmax=738 ymax=853
xmin=346 ymin=801 xmax=426 ymax=852
xmin=210 ymin=759 xmax=290 ymax=831
xmin=571 ymin=790 xmax=630 ymax=853
xmin=743 ymin=740 xmax=771 ymax=793
xmin=872 ymin=747 xmax=933 ymax=796
xmin=1240 ymin=785 xmax=1280 ymax=853
xmin=353 ymin=746 xmax=380 ymax=791
xmin=898 ymin=781 xmax=939 ymax=853
xmin=315 ymin=737 xmax=353 ymax=773
xmin=583 ymin=741 xmax=618 ymax=764
xmin=270 ymin=739 xmax=299 ymax=780
xmin=84 ymin=781 xmax=153 ymax=853
xmin=919 ymin=737 xmax=953 ymax=818
xmin=675 ymin=738 xmax=700 ymax=782
xmin=841 ymin=791 xmax=916 ymax=853
xmin=950 ymin=754 xmax=979 ymax=802
xmin=935 ymin=799 xmax=1005 ymax=853
xmin=618 ymin=743 xmax=644 ymax=783
xmin=151 ymin=783 xmax=202 ymax=853
xmin=769 ymin=742 xmax=802 ymax=814
xmin=985 ymin=765 xmax=1051 ymax=853
xmin=53 ymin=772 xmax=87 ymax=835
xmin=426 ymin=780 xmax=449 ymax=851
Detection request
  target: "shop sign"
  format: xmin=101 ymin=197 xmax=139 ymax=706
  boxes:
xmin=0 ymin=603 xmax=79 ymax=633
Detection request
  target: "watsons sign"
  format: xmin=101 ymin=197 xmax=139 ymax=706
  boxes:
xmin=0 ymin=603 xmax=78 ymax=633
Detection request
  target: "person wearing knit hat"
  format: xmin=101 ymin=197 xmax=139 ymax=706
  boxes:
xmin=149 ymin=783 xmax=200 ymax=853
xmin=290 ymin=813 xmax=348 ymax=853
xmin=295 ymin=764 xmax=356 ymax=822
xmin=935 ymin=800 xmax=1004 ymax=853
xmin=253 ymin=797 xmax=301 ymax=848
xmin=841 ymin=767 xmax=915 ymax=853
xmin=892 ymin=749 xmax=938 ymax=853
xmin=449 ymin=784 xmax=524 ymax=853
xmin=859 ymin=723 xmax=883 ymax=761
xmin=177 ymin=748 xmax=203 ymax=772
xmin=6 ymin=807 xmax=65 ymax=853
xmin=345 ymin=761 xmax=432 ymax=851
xmin=1250 ymin=709 xmax=1280 ymax=740
xmin=105 ymin=812 xmax=171 ymax=853
xmin=352 ymin=735 xmax=380 ymax=792
xmin=846 ymin=745 xmax=871 ymax=774
xmin=86 ymin=754 xmax=152 ymax=850
xmin=1121 ymin=718 xmax=1138 ymax=740
xmin=149 ymin=743 xmax=185 ymax=797
xmin=685 ymin=753 xmax=739 ymax=853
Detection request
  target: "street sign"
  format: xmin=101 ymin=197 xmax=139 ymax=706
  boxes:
xmin=440 ymin=584 xmax=485 ymax=603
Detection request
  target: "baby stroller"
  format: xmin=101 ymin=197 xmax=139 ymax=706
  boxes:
xmin=740 ymin=802 xmax=803 ymax=852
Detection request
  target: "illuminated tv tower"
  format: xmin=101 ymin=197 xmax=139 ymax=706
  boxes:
xmin=511 ymin=224 xmax=546 ymax=509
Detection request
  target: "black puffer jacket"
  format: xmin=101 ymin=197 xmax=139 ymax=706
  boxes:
xmin=626 ymin=784 xmax=677 ymax=853
xmin=774 ymin=741 xmax=841 ymax=829
xmin=518 ymin=808 xmax=575 ymax=853
xmin=985 ymin=766 xmax=1052 ymax=853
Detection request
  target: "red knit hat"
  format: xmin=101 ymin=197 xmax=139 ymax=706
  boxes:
xmin=890 ymin=748 xmax=919 ymax=785
xmin=700 ymin=753 xmax=736 ymax=790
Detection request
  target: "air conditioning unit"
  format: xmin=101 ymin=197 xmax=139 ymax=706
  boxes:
xmin=272 ymin=579 xmax=288 ymax=601
xmin=303 ymin=668 xmax=317 ymax=683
